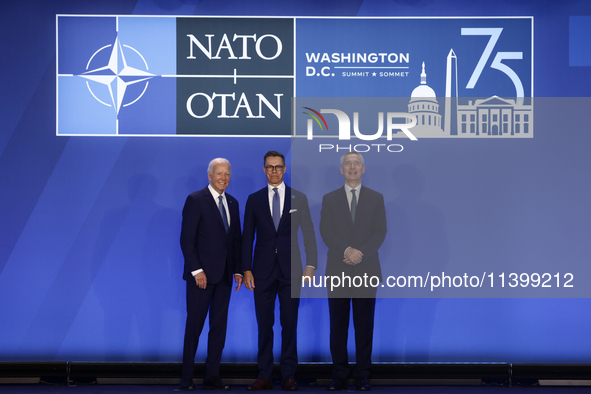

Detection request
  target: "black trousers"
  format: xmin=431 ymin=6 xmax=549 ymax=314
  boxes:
xmin=254 ymin=263 xmax=300 ymax=381
xmin=328 ymin=295 xmax=376 ymax=380
xmin=181 ymin=272 xmax=232 ymax=381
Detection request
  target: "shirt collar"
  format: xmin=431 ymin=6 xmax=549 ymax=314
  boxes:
xmin=208 ymin=184 xmax=225 ymax=200
xmin=344 ymin=183 xmax=361 ymax=194
xmin=268 ymin=182 xmax=285 ymax=193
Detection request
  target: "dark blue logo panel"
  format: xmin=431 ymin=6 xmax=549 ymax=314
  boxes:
xmin=175 ymin=17 xmax=294 ymax=135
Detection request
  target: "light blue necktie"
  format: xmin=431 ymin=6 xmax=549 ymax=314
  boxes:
xmin=272 ymin=187 xmax=280 ymax=230
xmin=219 ymin=195 xmax=229 ymax=232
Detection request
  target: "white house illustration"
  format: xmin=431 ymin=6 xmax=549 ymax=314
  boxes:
xmin=456 ymin=96 xmax=531 ymax=136
xmin=406 ymin=50 xmax=533 ymax=138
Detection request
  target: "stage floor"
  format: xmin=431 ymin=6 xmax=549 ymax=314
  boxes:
xmin=2 ymin=385 xmax=591 ymax=393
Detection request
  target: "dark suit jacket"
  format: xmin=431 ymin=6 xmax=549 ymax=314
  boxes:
xmin=242 ymin=185 xmax=317 ymax=281
xmin=180 ymin=186 xmax=241 ymax=284
xmin=320 ymin=185 xmax=387 ymax=282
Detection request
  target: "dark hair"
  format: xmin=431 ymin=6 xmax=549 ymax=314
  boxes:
xmin=264 ymin=150 xmax=285 ymax=165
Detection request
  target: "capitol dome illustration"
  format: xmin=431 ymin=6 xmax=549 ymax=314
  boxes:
xmin=407 ymin=62 xmax=443 ymax=135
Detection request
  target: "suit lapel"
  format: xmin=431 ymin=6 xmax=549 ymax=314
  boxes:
xmin=259 ymin=185 xmax=290 ymax=231
xmin=227 ymin=196 xmax=237 ymax=234
xmin=278 ymin=186 xmax=291 ymax=229
xmin=204 ymin=186 xmax=228 ymax=232
xmin=257 ymin=187 xmax=275 ymax=229
xmin=337 ymin=186 xmax=354 ymax=228
xmin=352 ymin=185 xmax=367 ymax=231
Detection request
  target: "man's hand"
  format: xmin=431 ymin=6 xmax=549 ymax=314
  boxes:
xmin=344 ymin=247 xmax=363 ymax=265
xmin=244 ymin=270 xmax=255 ymax=291
xmin=194 ymin=271 xmax=207 ymax=289
xmin=234 ymin=274 xmax=243 ymax=292
xmin=302 ymin=266 xmax=315 ymax=284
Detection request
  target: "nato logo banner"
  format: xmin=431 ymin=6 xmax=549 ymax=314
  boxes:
xmin=57 ymin=16 xmax=530 ymax=139
xmin=57 ymin=16 xmax=294 ymax=136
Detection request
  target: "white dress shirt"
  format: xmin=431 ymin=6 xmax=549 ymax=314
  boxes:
xmin=344 ymin=183 xmax=361 ymax=210
xmin=208 ymin=184 xmax=230 ymax=227
xmin=267 ymin=182 xmax=285 ymax=219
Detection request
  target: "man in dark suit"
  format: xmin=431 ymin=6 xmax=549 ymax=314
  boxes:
xmin=242 ymin=151 xmax=317 ymax=391
xmin=179 ymin=158 xmax=243 ymax=391
xmin=319 ymin=152 xmax=387 ymax=391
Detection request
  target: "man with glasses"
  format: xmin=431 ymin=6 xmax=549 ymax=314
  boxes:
xmin=242 ymin=151 xmax=317 ymax=391
xmin=320 ymin=152 xmax=387 ymax=391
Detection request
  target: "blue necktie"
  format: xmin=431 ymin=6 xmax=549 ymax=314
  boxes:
xmin=219 ymin=195 xmax=229 ymax=232
xmin=351 ymin=189 xmax=357 ymax=224
xmin=272 ymin=187 xmax=280 ymax=230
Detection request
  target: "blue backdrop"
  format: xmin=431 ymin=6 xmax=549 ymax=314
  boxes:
xmin=2 ymin=0 xmax=591 ymax=364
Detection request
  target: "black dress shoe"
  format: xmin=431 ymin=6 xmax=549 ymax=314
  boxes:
xmin=177 ymin=379 xmax=195 ymax=391
xmin=246 ymin=379 xmax=273 ymax=390
xmin=327 ymin=379 xmax=347 ymax=391
xmin=356 ymin=378 xmax=371 ymax=391
xmin=203 ymin=376 xmax=231 ymax=390
xmin=281 ymin=378 xmax=298 ymax=391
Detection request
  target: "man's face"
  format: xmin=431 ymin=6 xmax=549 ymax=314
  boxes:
xmin=208 ymin=162 xmax=231 ymax=194
xmin=264 ymin=156 xmax=286 ymax=187
xmin=340 ymin=153 xmax=365 ymax=186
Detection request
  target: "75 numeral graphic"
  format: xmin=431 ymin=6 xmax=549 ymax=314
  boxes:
xmin=461 ymin=28 xmax=524 ymax=104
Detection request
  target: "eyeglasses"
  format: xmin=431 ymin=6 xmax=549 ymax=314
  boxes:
xmin=265 ymin=165 xmax=285 ymax=172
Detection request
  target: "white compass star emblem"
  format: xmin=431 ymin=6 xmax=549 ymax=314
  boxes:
xmin=80 ymin=37 xmax=154 ymax=114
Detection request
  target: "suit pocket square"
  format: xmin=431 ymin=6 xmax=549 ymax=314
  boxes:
xmin=289 ymin=209 xmax=297 ymax=213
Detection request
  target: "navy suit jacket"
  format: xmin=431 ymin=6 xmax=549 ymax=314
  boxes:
xmin=242 ymin=185 xmax=317 ymax=281
xmin=180 ymin=186 xmax=241 ymax=284
xmin=320 ymin=185 xmax=387 ymax=281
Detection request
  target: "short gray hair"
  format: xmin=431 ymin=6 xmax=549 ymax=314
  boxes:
xmin=207 ymin=158 xmax=231 ymax=174
xmin=340 ymin=152 xmax=365 ymax=167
